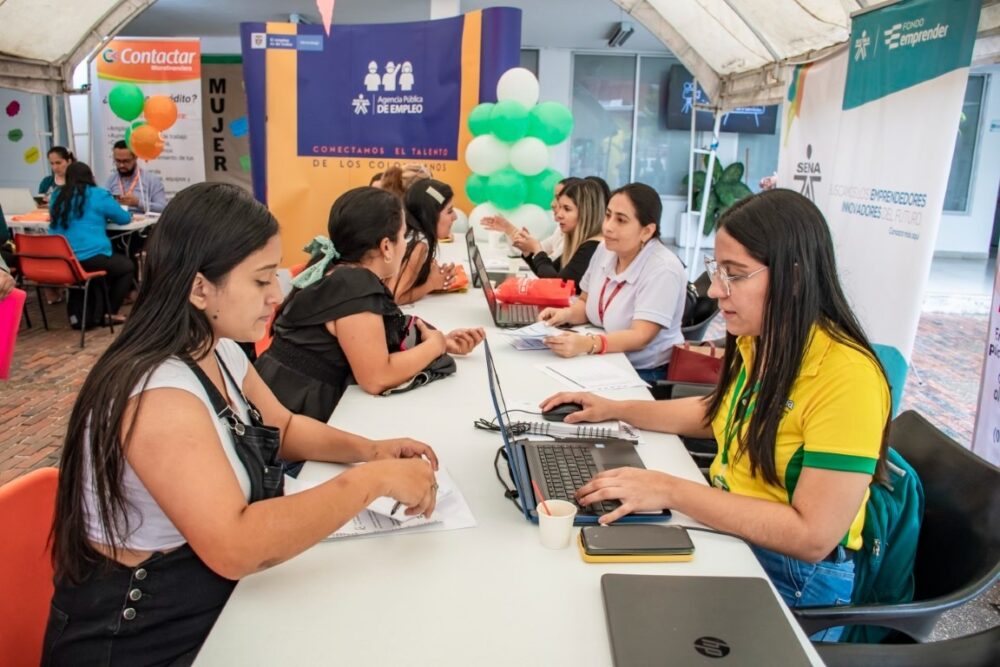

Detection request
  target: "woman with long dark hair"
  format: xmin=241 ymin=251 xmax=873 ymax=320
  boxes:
xmin=542 ymin=189 xmax=891 ymax=638
xmin=255 ymin=186 xmax=483 ymax=421
xmin=38 ymin=146 xmax=75 ymax=203
xmin=388 ymin=178 xmax=459 ymax=304
xmin=49 ymin=161 xmax=133 ymax=325
xmin=45 ymin=183 xmax=440 ymax=665
xmin=481 ymin=176 xmax=581 ymax=262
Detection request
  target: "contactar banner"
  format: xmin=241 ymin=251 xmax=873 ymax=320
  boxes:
xmin=93 ymin=37 xmax=206 ymax=199
xmin=777 ymin=0 xmax=980 ymax=413
xmin=240 ymin=9 xmax=521 ymax=263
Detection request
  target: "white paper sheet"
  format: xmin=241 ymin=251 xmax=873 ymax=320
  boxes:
xmin=537 ymin=356 xmax=649 ymax=391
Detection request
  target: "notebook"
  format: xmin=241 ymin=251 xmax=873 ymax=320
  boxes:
xmin=601 ymin=574 xmax=812 ymax=666
xmin=510 ymin=419 xmax=639 ymax=441
xmin=484 ymin=340 xmax=666 ymax=524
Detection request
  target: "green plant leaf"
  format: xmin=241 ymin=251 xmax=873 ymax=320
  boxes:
xmin=721 ymin=162 xmax=744 ymax=184
xmin=702 ymin=154 xmax=723 ymax=182
xmin=682 ymin=170 xmax=707 ymax=191
xmin=701 ymin=191 xmax=720 ymax=235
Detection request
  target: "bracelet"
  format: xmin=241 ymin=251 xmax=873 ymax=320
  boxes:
xmin=587 ymin=334 xmax=599 ymax=355
xmin=598 ymin=334 xmax=608 ymax=355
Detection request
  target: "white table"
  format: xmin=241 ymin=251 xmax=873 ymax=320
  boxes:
xmin=194 ymin=241 xmax=822 ymax=666
xmin=5 ymin=213 xmax=158 ymax=235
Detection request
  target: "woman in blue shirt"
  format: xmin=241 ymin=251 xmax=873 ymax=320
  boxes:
xmin=50 ymin=162 xmax=133 ymax=326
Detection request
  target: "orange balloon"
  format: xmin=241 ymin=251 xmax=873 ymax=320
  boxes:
xmin=143 ymin=95 xmax=178 ymax=131
xmin=131 ymin=124 xmax=165 ymax=160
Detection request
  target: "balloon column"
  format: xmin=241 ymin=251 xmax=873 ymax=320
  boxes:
xmin=465 ymin=68 xmax=573 ymax=242
xmin=108 ymin=83 xmax=179 ymax=161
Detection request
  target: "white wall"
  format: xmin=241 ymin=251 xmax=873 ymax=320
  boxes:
xmin=0 ymin=89 xmax=49 ymax=191
xmin=937 ymin=67 xmax=1000 ymax=257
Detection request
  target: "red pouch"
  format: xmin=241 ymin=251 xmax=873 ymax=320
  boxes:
xmin=495 ymin=277 xmax=574 ymax=307
xmin=666 ymin=342 xmax=723 ymax=385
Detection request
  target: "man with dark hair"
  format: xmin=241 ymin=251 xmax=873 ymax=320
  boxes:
xmin=104 ymin=140 xmax=167 ymax=213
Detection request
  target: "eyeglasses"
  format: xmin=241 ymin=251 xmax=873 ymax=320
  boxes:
xmin=704 ymin=257 xmax=767 ymax=297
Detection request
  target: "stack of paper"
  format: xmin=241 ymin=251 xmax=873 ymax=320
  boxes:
xmin=538 ymin=356 xmax=649 ymax=391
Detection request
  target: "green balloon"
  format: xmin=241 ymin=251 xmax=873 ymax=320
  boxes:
xmin=468 ymin=103 xmax=494 ymax=137
xmin=108 ymin=83 xmax=146 ymax=122
xmin=528 ymin=102 xmax=574 ymax=146
xmin=466 ymin=174 xmax=490 ymax=205
xmin=526 ymin=168 xmax=563 ymax=208
xmin=487 ymin=168 xmax=527 ymax=210
xmin=489 ymin=100 xmax=529 ymax=143
xmin=124 ymin=120 xmax=147 ymax=150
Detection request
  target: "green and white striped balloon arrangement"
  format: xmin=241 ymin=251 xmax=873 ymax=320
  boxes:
xmin=464 ymin=68 xmax=573 ymax=243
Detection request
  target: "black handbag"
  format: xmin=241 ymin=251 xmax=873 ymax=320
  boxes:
xmin=381 ymin=315 xmax=456 ymax=395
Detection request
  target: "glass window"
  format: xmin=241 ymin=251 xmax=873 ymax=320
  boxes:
xmin=570 ymin=54 xmax=636 ymax=189
xmin=519 ymin=49 xmax=539 ymax=77
xmin=737 ymin=131 xmax=780 ymax=196
xmin=944 ymin=75 xmax=986 ymax=212
xmin=634 ymin=56 xmax=692 ymax=196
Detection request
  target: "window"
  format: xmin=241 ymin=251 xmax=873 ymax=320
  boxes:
xmin=519 ymin=49 xmax=539 ymax=77
xmin=569 ymin=54 xmax=636 ymax=189
xmin=944 ymin=75 xmax=986 ymax=212
xmin=634 ymin=56 xmax=691 ymax=196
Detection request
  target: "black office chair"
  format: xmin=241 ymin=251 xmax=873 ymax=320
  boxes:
xmin=816 ymin=624 xmax=1000 ymax=667
xmin=681 ymin=271 xmax=718 ymax=342
xmin=795 ymin=410 xmax=1000 ymax=642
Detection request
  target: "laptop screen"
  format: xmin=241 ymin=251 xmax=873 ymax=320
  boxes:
xmin=483 ymin=340 xmax=533 ymax=518
xmin=473 ymin=249 xmax=498 ymax=309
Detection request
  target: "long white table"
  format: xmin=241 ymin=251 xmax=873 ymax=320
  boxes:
xmin=5 ymin=213 xmax=158 ymax=235
xmin=194 ymin=238 xmax=822 ymax=666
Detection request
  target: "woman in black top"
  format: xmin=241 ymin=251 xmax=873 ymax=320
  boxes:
xmin=255 ymin=187 xmax=483 ymax=422
xmin=514 ymin=179 xmax=605 ymax=293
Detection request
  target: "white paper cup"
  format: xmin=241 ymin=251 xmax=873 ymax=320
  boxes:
xmin=537 ymin=499 xmax=577 ymax=549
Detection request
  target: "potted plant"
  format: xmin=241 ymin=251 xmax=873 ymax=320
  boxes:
xmin=680 ymin=156 xmax=754 ymax=240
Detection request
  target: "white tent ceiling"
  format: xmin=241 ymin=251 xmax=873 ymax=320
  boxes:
xmin=615 ymin=0 xmax=1000 ymax=109
xmin=0 ymin=0 xmax=998 ymax=102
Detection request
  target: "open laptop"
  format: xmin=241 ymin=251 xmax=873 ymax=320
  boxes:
xmin=0 ymin=188 xmax=40 ymax=215
xmin=465 ymin=227 xmax=483 ymax=288
xmin=471 ymin=247 xmax=540 ymax=327
xmin=601 ymin=574 xmax=811 ymax=666
xmin=484 ymin=340 xmax=667 ymax=525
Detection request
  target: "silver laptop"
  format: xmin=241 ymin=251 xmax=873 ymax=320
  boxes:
xmin=471 ymin=247 xmax=540 ymax=327
xmin=0 ymin=188 xmax=40 ymax=215
xmin=601 ymin=574 xmax=811 ymax=666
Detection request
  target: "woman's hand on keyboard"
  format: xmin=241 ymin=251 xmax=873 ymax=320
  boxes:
xmin=576 ymin=467 xmax=673 ymax=525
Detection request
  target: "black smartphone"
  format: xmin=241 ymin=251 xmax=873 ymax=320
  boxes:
xmin=580 ymin=525 xmax=694 ymax=555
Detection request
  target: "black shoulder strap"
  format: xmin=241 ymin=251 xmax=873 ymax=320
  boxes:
xmin=184 ymin=356 xmax=233 ymax=421
xmin=214 ymin=351 xmax=264 ymax=425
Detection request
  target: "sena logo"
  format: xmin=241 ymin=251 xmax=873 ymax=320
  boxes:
xmin=101 ymin=48 xmax=116 ymax=64
xmin=793 ymin=144 xmax=822 ymax=202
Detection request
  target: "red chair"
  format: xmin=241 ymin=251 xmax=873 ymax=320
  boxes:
xmin=0 ymin=467 xmax=59 ymax=666
xmin=14 ymin=234 xmax=114 ymax=348
xmin=255 ymin=261 xmax=307 ymax=357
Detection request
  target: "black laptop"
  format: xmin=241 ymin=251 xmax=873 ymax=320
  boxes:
xmin=471 ymin=248 xmax=540 ymax=327
xmin=601 ymin=574 xmax=812 ymax=666
xmin=485 ymin=341 xmax=665 ymax=524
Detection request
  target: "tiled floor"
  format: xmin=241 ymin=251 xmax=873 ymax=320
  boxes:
xmin=2 ymin=253 xmax=998 ymax=641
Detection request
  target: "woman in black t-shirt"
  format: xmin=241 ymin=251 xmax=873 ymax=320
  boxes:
xmin=255 ymin=188 xmax=483 ymax=422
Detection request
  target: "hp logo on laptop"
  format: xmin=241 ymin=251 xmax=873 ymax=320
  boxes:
xmin=693 ymin=636 xmax=731 ymax=658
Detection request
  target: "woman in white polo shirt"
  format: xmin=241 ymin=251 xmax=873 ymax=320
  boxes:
xmin=538 ymin=182 xmax=687 ymax=383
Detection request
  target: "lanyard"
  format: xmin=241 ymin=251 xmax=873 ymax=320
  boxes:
xmin=720 ymin=366 xmax=759 ymax=467
xmin=118 ymin=168 xmax=140 ymax=198
xmin=597 ymin=277 xmax=626 ymax=323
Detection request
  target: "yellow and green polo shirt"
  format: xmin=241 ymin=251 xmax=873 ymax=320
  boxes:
xmin=708 ymin=326 xmax=890 ymax=550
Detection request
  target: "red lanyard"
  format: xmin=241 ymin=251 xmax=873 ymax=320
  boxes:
xmin=597 ymin=277 xmax=626 ymax=323
xmin=118 ymin=169 xmax=140 ymax=198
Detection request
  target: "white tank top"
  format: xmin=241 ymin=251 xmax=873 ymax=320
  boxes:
xmin=82 ymin=339 xmax=253 ymax=551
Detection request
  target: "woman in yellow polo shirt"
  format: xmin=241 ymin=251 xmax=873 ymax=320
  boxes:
xmin=542 ymin=189 xmax=890 ymax=634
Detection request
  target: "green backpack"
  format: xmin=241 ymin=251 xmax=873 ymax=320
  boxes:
xmin=844 ymin=447 xmax=924 ymax=643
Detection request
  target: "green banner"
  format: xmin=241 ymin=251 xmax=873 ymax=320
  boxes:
xmin=844 ymin=0 xmax=980 ymax=110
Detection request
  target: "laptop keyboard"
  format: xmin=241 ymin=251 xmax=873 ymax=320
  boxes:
xmin=504 ymin=303 xmax=538 ymax=323
xmin=537 ymin=445 xmax=620 ymax=514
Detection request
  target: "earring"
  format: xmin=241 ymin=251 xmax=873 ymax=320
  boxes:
xmin=384 ymin=255 xmax=392 ymax=263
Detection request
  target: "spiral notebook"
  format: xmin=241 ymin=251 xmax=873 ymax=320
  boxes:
xmin=511 ymin=419 xmax=639 ymax=442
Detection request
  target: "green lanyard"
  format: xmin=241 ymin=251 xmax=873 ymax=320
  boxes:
xmin=721 ymin=367 xmax=759 ymax=467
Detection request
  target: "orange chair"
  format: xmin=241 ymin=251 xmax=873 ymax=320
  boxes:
xmin=0 ymin=467 xmax=59 ymax=666
xmin=14 ymin=234 xmax=115 ymax=348
xmin=255 ymin=261 xmax=307 ymax=357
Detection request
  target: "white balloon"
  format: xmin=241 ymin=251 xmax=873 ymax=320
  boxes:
xmin=465 ymin=135 xmax=510 ymax=176
xmin=496 ymin=67 xmax=540 ymax=108
xmin=509 ymin=137 xmax=549 ymax=176
xmin=451 ymin=207 xmax=469 ymax=235
xmin=507 ymin=203 xmax=553 ymax=240
xmin=469 ymin=202 xmax=501 ymax=242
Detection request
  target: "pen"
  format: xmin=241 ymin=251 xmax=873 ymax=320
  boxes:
xmin=390 ymin=501 xmax=402 ymax=516
xmin=545 ymin=365 xmax=586 ymax=389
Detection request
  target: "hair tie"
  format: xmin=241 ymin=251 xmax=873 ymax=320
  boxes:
xmin=292 ymin=236 xmax=341 ymax=289
xmin=425 ymin=185 xmax=445 ymax=204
